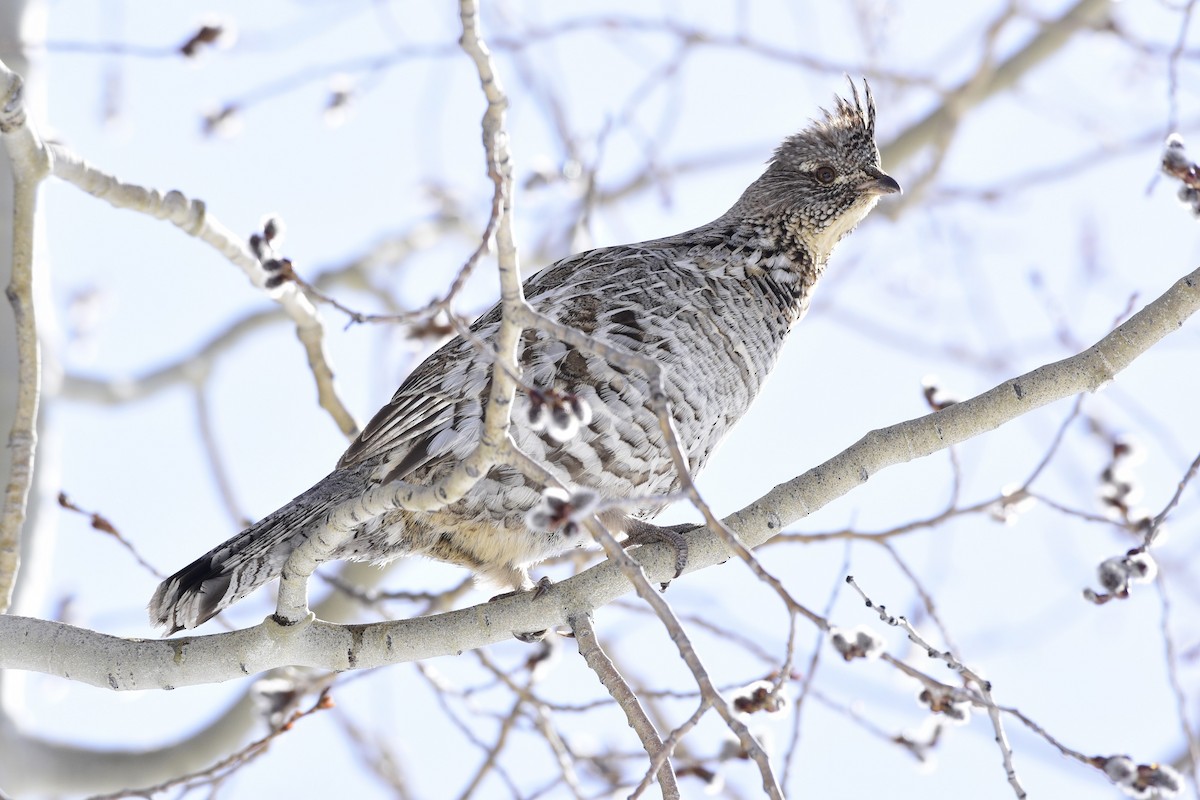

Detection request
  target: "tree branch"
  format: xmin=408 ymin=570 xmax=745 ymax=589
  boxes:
xmin=0 ymin=254 xmax=1193 ymax=687
xmin=880 ymin=0 xmax=1110 ymax=174
xmin=271 ymin=0 xmax=530 ymax=625
xmin=569 ymin=612 xmax=680 ymax=798
xmin=0 ymin=62 xmax=50 ymax=614
xmin=46 ymin=146 xmax=361 ymax=439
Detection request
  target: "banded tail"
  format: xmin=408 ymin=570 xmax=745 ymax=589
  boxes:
xmin=149 ymin=468 xmax=363 ymax=634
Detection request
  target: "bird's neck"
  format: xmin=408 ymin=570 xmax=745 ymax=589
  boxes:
xmin=738 ymin=212 xmax=825 ymax=272
xmin=685 ymin=212 xmax=824 ymax=324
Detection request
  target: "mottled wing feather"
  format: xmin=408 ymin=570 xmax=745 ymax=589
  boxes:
xmin=337 ymin=346 xmax=477 ymax=472
xmin=335 ymin=244 xmax=683 ymax=473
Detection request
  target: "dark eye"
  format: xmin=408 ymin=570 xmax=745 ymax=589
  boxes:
xmin=815 ymin=165 xmax=837 ymax=185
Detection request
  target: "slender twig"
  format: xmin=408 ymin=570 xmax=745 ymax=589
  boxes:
xmin=1143 ymin=450 xmax=1200 ymax=545
xmin=453 ymin=697 xmax=524 ymax=800
xmin=412 ymin=662 xmax=524 ymax=798
xmin=1156 ymin=573 xmax=1200 ymax=799
xmin=193 ymin=382 xmax=251 ymax=530
xmin=879 ymin=541 xmax=960 ymax=659
xmin=139 ymin=15 xmax=929 ymax=126
xmin=270 ymin=0 xmax=533 ymax=624
xmin=85 ymin=688 xmax=335 ymax=800
xmin=1165 ymin=0 xmax=1198 ymax=136
xmin=470 ymin=649 xmax=587 ymax=798
xmin=528 ymin=703 xmax=588 ymax=800
xmin=998 ymin=704 xmax=1089 ymax=765
xmin=610 ymin=600 xmax=780 ymax=664
xmin=768 ymin=497 xmax=997 ymax=544
xmin=57 ymin=493 xmax=164 ymax=579
xmin=631 ymin=701 xmax=709 ymax=800
xmin=331 ymin=708 xmax=414 ymax=798
xmin=569 ymin=612 xmax=679 ymax=799
xmin=61 ymin=217 xmax=473 ymax=407
xmin=783 ymin=565 xmax=844 ymax=788
xmin=847 ymin=577 xmax=1026 ymax=799
xmin=47 ymin=146 xmax=360 ymax=438
xmin=63 ymin=310 xmax=278 ymax=404
xmin=1022 ymin=395 xmax=1085 ymax=486
xmin=581 ymin=518 xmax=785 ymax=800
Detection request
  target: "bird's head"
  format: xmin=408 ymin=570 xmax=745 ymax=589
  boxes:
xmin=744 ymin=79 xmax=900 ymax=262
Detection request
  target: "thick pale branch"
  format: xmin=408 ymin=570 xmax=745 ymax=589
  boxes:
xmin=0 ymin=695 xmax=259 ymax=795
xmin=0 ymin=62 xmax=50 ymax=614
xmin=727 ymin=264 xmax=1200 ymax=542
xmin=1 ymin=258 xmax=1194 ymax=688
xmin=0 ymin=562 xmax=395 ymax=795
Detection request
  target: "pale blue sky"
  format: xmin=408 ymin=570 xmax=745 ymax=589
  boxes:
xmin=10 ymin=1 xmax=1200 ymax=798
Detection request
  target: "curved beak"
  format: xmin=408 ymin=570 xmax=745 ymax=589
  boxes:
xmin=863 ymin=171 xmax=902 ymax=196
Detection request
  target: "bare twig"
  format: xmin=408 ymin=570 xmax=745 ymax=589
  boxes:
xmin=60 ymin=216 xmax=470 ymax=408
xmin=880 ymin=0 xmax=1110 ymax=169
xmin=270 ymin=0 xmax=533 ymax=624
xmin=331 ymin=708 xmax=414 ymax=799
xmin=57 ymin=492 xmax=164 ymax=579
xmin=847 ymin=577 xmax=1026 ymax=799
xmin=1156 ymin=572 xmax=1200 ymax=799
xmin=580 ymin=518 xmax=785 ymax=800
xmin=62 ymin=310 xmax=278 ymax=404
xmin=1165 ymin=0 xmax=1198 ymax=136
xmin=45 ymin=146 xmax=359 ymax=437
xmin=193 ymin=383 xmax=252 ymax=530
xmin=412 ymin=661 xmax=524 ymax=798
xmin=784 ymin=560 xmax=847 ymax=787
xmin=453 ymin=698 xmax=524 ymax=800
xmin=1144 ymin=450 xmax=1200 ymax=545
xmin=569 ymin=612 xmax=679 ymax=799
xmin=470 ymin=648 xmax=589 ymax=797
xmin=85 ymin=687 xmax=335 ymax=800
xmin=633 ymin=701 xmax=709 ymax=799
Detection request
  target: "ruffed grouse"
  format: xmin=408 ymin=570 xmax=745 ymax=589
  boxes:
xmin=150 ymin=81 xmax=899 ymax=633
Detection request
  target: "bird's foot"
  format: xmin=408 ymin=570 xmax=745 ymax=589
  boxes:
xmin=529 ymin=575 xmax=553 ymax=600
xmin=489 ymin=575 xmax=553 ymax=603
xmin=489 ymin=576 xmax=553 ymax=643
xmin=623 ymin=521 xmax=695 ymax=586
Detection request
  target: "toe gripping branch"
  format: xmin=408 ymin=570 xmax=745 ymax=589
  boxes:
xmin=622 ymin=520 xmax=695 ymax=586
